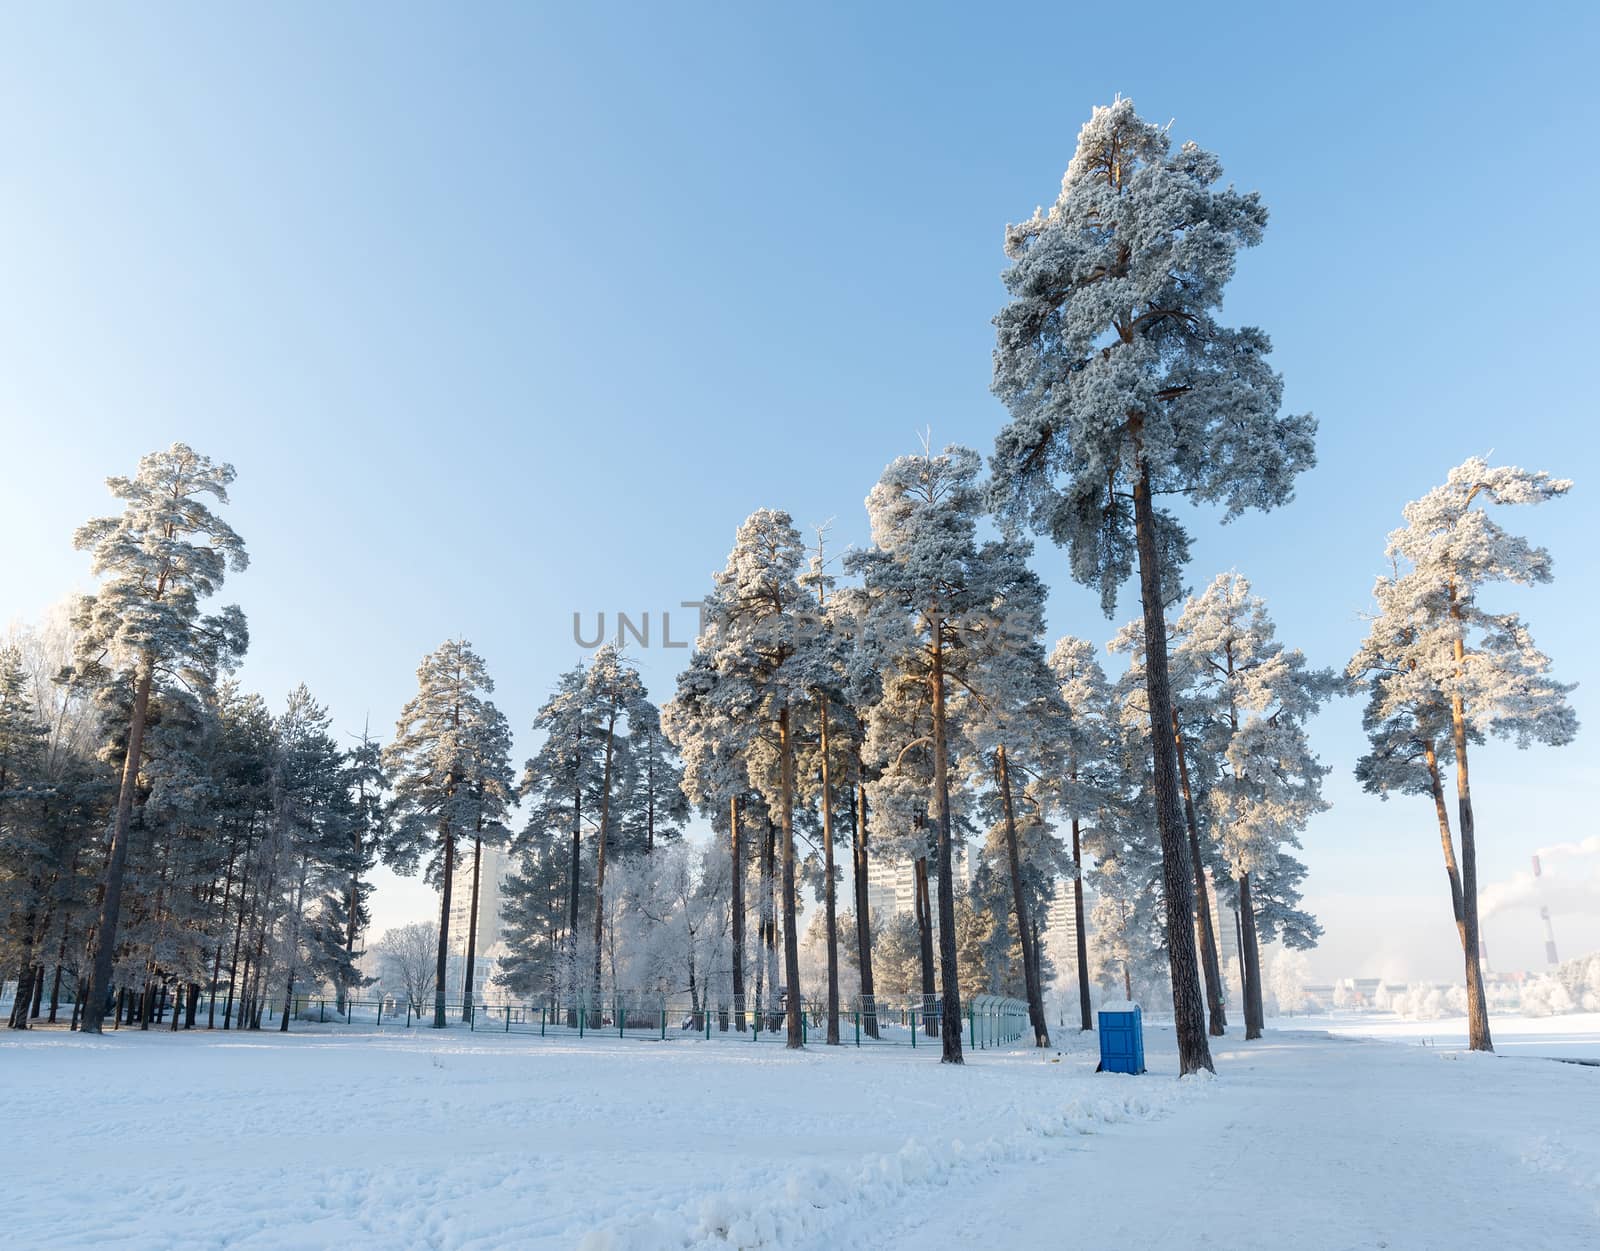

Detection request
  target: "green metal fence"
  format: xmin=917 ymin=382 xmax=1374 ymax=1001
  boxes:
xmin=268 ymin=990 xmax=1032 ymax=1050
xmin=4 ymin=983 xmax=1032 ymax=1049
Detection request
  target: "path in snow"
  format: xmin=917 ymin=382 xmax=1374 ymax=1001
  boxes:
xmin=890 ymin=1026 xmax=1600 ymax=1251
xmin=1 ymin=1022 xmax=1594 ymax=1249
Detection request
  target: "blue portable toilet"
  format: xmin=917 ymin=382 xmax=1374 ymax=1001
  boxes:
xmin=1097 ymin=1001 xmax=1145 ymax=1074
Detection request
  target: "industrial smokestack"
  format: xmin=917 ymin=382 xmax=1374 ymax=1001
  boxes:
xmin=1532 ymin=855 xmax=1560 ymax=966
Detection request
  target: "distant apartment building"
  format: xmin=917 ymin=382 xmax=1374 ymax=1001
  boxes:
xmin=863 ymin=846 xmax=971 ymax=925
xmin=1205 ymin=868 xmax=1242 ymax=969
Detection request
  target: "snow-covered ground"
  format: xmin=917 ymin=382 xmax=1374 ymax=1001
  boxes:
xmin=1282 ymin=1009 xmax=1600 ymax=1061
xmin=2 ymin=1021 xmax=1595 ymax=1249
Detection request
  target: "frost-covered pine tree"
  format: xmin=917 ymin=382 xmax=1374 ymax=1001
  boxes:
xmin=1090 ymin=666 xmax=1174 ymax=1007
xmin=581 ymin=645 xmax=650 ymax=1005
xmin=795 ymin=526 xmax=861 ymax=1045
xmin=663 ymin=648 xmax=757 ymax=1031
xmin=267 ymin=684 xmax=357 ymax=1032
xmin=1174 ymin=573 xmax=1334 ymax=1039
xmin=850 ymin=444 xmax=1039 ymax=1063
xmin=862 ymin=653 xmax=942 ymax=1032
xmin=1108 ymin=618 xmax=1228 ymax=1036
xmin=338 ymin=724 xmax=387 ymax=1012
xmin=990 ymin=100 xmax=1315 ymax=1073
xmin=1047 ymin=636 xmax=1118 ymax=1032
xmin=690 ymin=510 xmax=818 ymax=1048
xmin=68 ymin=444 xmax=249 ymax=1033
xmin=512 ymin=663 xmax=603 ymax=1018
xmin=617 ymin=699 xmax=687 ymax=856
xmin=1 ymin=644 xmax=53 ymax=1028
xmin=961 ymin=546 xmax=1064 ymax=1047
xmin=1349 ymin=459 xmax=1575 ymax=1052
xmin=382 ymin=639 xmax=501 ymax=1028
xmin=458 ymin=700 xmax=513 ymax=1021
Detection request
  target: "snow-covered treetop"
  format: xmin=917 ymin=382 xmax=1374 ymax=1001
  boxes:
xmin=382 ymin=638 xmax=504 ymax=880
xmin=991 ymin=97 xmax=1315 ymax=616
xmin=71 ymin=443 xmax=249 ymax=680
xmin=1174 ymin=572 xmax=1335 ymax=877
xmin=1350 ymin=458 xmax=1577 ymax=782
xmin=1387 ymin=457 xmax=1572 ymax=597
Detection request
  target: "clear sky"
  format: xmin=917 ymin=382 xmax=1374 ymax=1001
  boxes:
xmin=3 ymin=3 xmax=1595 ymax=984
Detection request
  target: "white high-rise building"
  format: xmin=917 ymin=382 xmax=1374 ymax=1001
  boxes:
xmin=1042 ymin=877 xmax=1092 ymax=986
xmin=1205 ymin=868 xmax=1241 ymax=969
xmin=865 ymin=855 xmax=913 ymax=924
xmin=862 ymin=845 xmax=972 ymax=925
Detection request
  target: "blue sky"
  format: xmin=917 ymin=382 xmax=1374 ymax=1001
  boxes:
xmin=3 ymin=3 xmax=1595 ymax=981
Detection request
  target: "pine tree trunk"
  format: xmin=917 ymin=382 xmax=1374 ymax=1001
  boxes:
xmin=763 ymin=818 xmax=779 ymax=1030
xmin=998 ymin=745 xmax=1049 ymax=1047
xmin=1238 ymin=871 xmax=1265 ymax=1039
xmin=80 ymin=658 xmax=155 ymax=1034
xmin=929 ymin=627 xmax=964 ymax=1064
xmin=819 ymin=701 xmax=840 ymax=1045
xmin=48 ymin=957 xmax=64 ymax=1024
xmin=1131 ymin=460 xmax=1213 ymax=1074
xmin=1424 ymin=742 xmax=1467 ymax=936
xmin=1174 ymin=708 xmax=1227 ymax=1036
xmin=9 ymin=955 xmax=35 ymax=1030
xmin=1449 ymin=647 xmax=1494 ymax=1053
xmin=592 ymin=711 xmax=618 ymax=1008
xmin=777 ymin=706 xmax=804 ymax=1048
xmin=566 ymin=748 xmax=582 ymax=1028
xmin=729 ymin=796 xmax=746 ymax=1032
xmin=433 ymin=817 xmax=454 ymax=1029
xmin=1072 ymin=817 xmax=1092 ymax=1032
xmin=914 ymin=852 xmax=936 ymax=1036
xmin=278 ymin=861 xmax=309 ymax=1034
xmin=851 ymin=768 xmax=878 ymax=1038
xmin=209 ymin=833 xmax=240 ymax=1027
xmin=462 ymin=832 xmax=483 ymax=1022
xmin=223 ymin=874 xmax=251 ymax=1030
xmin=279 ymin=971 xmax=294 ymax=1032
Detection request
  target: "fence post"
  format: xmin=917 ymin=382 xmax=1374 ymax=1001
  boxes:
xmin=541 ymin=1003 xmax=546 ymax=1037
xmin=855 ymin=1010 xmax=860 ymax=1047
xmin=376 ymin=1000 xmax=383 ymax=1029
xmin=579 ymin=1005 xmax=585 ymax=1039
xmin=704 ymin=1005 xmax=710 ymax=1041
xmin=911 ymin=1009 xmax=916 ymax=1048
xmin=968 ymin=1004 xmax=975 ymax=1050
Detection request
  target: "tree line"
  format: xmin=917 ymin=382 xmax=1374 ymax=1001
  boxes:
xmin=2 ymin=99 xmax=1575 ymax=1068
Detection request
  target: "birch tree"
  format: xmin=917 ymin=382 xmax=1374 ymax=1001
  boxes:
xmin=990 ymin=99 xmax=1315 ymax=1073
